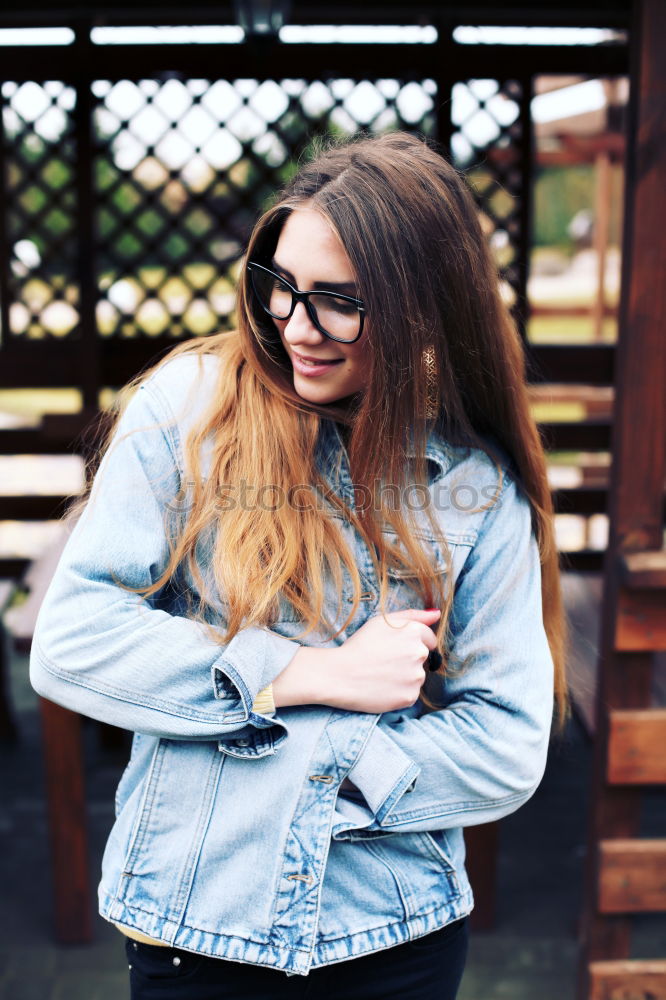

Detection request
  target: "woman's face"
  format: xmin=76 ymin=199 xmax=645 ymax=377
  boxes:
xmin=269 ymin=206 xmax=371 ymax=406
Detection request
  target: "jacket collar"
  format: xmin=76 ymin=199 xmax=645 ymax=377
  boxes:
xmin=316 ymin=419 xmax=449 ymax=503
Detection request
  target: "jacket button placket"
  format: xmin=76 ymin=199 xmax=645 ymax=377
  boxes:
xmin=270 ymin=785 xmax=335 ymax=958
xmin=269 ymin=714 xmax=376 ymax=965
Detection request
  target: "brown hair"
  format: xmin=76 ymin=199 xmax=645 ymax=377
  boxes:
xmin=70 ymin=131 xmax=570 ymax=733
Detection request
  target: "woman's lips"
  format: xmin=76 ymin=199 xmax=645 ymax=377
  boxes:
xmin=291 ymin=353 xmax=344 ymax=377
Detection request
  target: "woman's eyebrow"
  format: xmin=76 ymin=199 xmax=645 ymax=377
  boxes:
xmin=271 ymin=258 xmax=359 ymax=295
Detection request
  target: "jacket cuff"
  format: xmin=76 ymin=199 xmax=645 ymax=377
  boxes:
xmin=347 ymin=723 xmax=421 ymax=822
xmin=211 ymin=627 xmax=299 ymax=758
xmin=331 ymin=723 xmax=421 ymax=839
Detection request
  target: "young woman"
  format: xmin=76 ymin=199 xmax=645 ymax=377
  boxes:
xmin=30 ymin=130 xmax=569 ymax=1000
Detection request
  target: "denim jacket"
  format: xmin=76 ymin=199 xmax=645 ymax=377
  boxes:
xmin=30 ymin=353 xmax=554 ymax=976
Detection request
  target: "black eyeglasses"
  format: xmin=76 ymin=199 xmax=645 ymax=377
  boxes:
xmin=247 ymin=262 xmax=366 ymax=344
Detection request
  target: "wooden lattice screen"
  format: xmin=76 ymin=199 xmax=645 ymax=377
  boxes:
xmin=0 ymin=28 xmax=629 ymax=581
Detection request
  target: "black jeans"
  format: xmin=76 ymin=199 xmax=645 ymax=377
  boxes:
xmin=125 ymin=916 xmax=469 ymax=1000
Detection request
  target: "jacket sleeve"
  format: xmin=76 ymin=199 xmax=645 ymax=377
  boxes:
xmin=29 ymin=373 xmax=301 ymax=758
xmin=331 ymin=471 xmax=555 ymax=839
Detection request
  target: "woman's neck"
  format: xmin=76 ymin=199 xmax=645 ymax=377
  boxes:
xmin=335 ymin=421 xmax=351 ymax=452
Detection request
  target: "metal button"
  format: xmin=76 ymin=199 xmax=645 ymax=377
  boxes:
xmin=235 ymin=738 xmax=251 ymax=747
xmin=128 ymin=964 xmax=132 ymax=971
xmin=172 ymin=955 xmax=181 ymax=967
xmin=132 ymin=941 xmax=138 ymax=951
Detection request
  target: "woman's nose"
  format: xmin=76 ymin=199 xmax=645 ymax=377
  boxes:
xmin=283 ymin=301 xmax=325 ymax=343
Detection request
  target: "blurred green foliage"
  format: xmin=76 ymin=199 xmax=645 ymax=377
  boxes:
xmin=532 ymin=164 xmax=624 ymax=250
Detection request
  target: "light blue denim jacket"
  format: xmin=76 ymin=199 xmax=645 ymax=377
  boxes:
xmin=30 ymin=353 xmax=554 ymax=976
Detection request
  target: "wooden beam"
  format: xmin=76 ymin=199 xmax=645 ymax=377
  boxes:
xmin=553 ymin=487 xmax=609 ymax=515
xmin=589 ymin=960 xmax=666 ymax=999
xmin=0 ymin=430 xmax=86 ymax=456
xmin=607 ymin=709 xmax=666 ymax=784
xmin=560 ymin=551 xmax=604 ymax=574
xmin=0 ymin=420 xmax=614 ymax=459
xmin=1 ymin=342 xmax=618 ymax=391
xmin=0 ymin=558 xmax=30 ymax=579
xmin=0 ymin=497 xmax=76 ymax=521
xmin=0 ymin=38 xmax=629 ymax=82
xmin=539 ymin=422 xmax=612 ymax=451
xmin=598 ymin=839 xmax=666 ymax=912
xmin=530 ymin=304 xmax=617 ymax=318
xmin=534 ymin=133 xmax=626 ymax=167
xmin=0 ymin=1 xmax=634 ymax=32
xmin=526 ymin=345 xmax=615 ymax=385
xmin=0 ymin=343 xmax=620 ymax=392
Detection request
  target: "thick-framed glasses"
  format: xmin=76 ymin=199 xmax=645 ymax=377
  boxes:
xmin=247 ymin=262 xmax=366 ymax=344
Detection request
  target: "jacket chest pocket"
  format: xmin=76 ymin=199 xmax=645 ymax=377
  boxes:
xmin=379 ymin=529 xmax=474 ymax=614
xmin=275 ymin=519 xmax=476 ymax=631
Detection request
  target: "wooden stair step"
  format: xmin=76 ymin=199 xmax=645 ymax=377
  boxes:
xmin=615 ymin=589 xmax=666 ymax=651
xmin=620 ymin=549 xmax=666 ymax=589
xmin=588 ymin=960 xmax=666 ymax=1000
xmin=607 ymin=709 xmax=666 ymax=783
xmin=562 ymin=573 xmax=666 ymax=737
xmin=598 ymin=838 xmax=666 ymax=912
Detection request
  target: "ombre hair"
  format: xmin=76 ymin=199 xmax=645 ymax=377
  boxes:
xmin=68 ymin=131 xmax=570 ymax=731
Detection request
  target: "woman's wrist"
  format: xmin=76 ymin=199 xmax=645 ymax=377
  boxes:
xmin=272 ymin=644 xmax=342 ymax=708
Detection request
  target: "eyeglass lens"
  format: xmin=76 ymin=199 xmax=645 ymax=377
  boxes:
xmin=251 ymin=268 xmax=362 ymax=342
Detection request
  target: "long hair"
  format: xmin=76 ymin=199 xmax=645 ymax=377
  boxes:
xmin=68 ymin=131 xmax=570 ymax=733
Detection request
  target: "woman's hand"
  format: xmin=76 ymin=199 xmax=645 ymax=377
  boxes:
xmin=272 ymin=608 xmax=440 ymax=713
xmin=327 ymin=608 xmax=441 ymax=713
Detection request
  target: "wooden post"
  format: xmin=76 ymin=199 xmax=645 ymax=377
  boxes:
xmin=592 ymin=148 xmax=611 ymax=342
xmin=38 ymin=698 xmax=93 ymax=943
xmin=463 ymin=822 xmax=499 ymax=930
xmin=575 ymin=0 xmax=666 ymax=995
